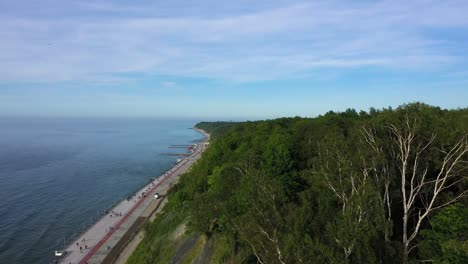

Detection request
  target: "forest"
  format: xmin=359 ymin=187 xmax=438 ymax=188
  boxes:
xmin=128 ymin=103 xmax=467 ymax=264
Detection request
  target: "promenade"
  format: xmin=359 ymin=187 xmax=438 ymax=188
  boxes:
xmin=58 ymin=129 xmax=209 ymax=264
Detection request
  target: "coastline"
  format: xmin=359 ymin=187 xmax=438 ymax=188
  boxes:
xmin=112 ymin=127 xmax=210 ymax=264
xmin=193 ymin=127 xmax=211 ymax=144
xmin=57 ymin=127 xmax=210 ymax=264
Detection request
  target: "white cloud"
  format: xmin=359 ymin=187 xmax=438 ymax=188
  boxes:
xmin=0 ymin=0 xmax=467 ymax=83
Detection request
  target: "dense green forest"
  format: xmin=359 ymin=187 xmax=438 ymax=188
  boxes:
xmin=128 ymin=103 xmax=467 ymax=264
xmin=195 ymin=121 xmax=238 ymax=139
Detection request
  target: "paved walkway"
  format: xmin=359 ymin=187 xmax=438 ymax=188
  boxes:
xmin=58 ymin=130 xmax=209 ymax=264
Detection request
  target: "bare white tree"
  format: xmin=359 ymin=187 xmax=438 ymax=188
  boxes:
xmin=233 ymin=172 xmax=287 ymax=264
xmin=234 ymin=156 xmax=257 ymax=176
xmin=387 ymin=118 xmax=468 ymax=263
xmin=362 ymin=126 xmax=393 ymax=242
xmin=318 ymin=146 xmax=377 ymax=260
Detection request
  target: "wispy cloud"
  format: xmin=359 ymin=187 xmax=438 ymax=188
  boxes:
xmin=1 ymin=0 xmax=468 ymax=83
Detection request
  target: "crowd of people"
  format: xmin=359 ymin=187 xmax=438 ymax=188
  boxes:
xmin=76 ymin=238 xmax=88 ymax=253
xmin=108 ymin=210 xmax=122 ymax=218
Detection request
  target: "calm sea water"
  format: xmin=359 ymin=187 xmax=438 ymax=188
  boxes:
xmin=0 ymin=117 xmax=203 ymax=264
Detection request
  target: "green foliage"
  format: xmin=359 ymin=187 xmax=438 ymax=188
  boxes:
xmin=126 ymin=211 xmax=183 ymax=264
xmin=195 ymin=121 xmax=237 ymax=139
xmin=420 ymin=204 xmax=468 ymax=263
xmin=130 ymin=103 xmax=468 ymax=264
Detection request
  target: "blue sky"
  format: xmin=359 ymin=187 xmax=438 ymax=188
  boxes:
xmin=0 ymin=0 xmax=467 ymax=119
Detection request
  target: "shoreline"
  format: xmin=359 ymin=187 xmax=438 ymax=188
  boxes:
xmin=193 ymin=127 xmax=210 ymax=140
xmin=113 ymin=127 xmax=210 ymax=264
xmin=57 ymin=127 xmax=210 ymax=264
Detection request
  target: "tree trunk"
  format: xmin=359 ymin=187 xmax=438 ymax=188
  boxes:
xmin=402 ymin=213 xmax=409 ymax=263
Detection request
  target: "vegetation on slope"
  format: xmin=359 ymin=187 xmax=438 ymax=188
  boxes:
xmin=129 ymin=103 xmax=468 ymax=264
xmin=195 ymin=121 xmax=237 ymax=139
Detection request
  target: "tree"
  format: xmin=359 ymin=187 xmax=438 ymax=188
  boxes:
xmin=420 ymin=204 xmax=468 ymax=263
xmin=361 ymin=126 xmax=394 ymax=242
xmin=315 ymin=132 xmax=388 ymax=262
xmin=387 ymin=117 xmax=468 ymax=263
xmin=232 ymin=171 xmax=289 ymax=264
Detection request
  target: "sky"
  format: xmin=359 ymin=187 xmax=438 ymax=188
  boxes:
xmin=0 ymin=0 xmax=467 ymax=119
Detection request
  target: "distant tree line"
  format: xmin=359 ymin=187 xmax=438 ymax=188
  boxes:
xmin=195 ymin=121 xmax=237 ymax=139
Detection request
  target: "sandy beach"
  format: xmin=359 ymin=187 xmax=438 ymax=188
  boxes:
xmin=57 ymin=128 xmax=209 ymax=264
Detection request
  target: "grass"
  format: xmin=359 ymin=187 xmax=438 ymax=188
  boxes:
xmin=181 ymin=236 xmax=205 ymax=264
xmin=210 ymin=235 xmax=239 ymax=264
xmin=126 ymin=210 xmax=185 ymax=264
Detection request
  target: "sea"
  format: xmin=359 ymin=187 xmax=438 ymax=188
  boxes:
xmin=0 ymin=117 xmax=204 ymax=264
